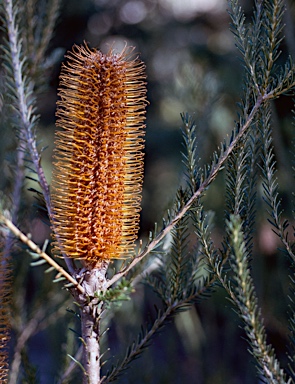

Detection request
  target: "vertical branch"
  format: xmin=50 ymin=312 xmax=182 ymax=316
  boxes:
xmin=81 ymin=307 xmax=101 ymax=384
xmin=2 ymin=0 xmax=77 ymax=276
xmin=2 ymin=140 xmax=25 ymax=265
xmin=33 ymin=0 xmax=61 ymax=69
xmin=2 ymin=0 xmax=51 ymax=210
xmin=74 ymin=263 xmax=109 ymax=383
xmin=227 ymin=214 xmax=289 ymax=383
xmin=23 ymin=0 xmax=61 ymax=76
xmin=2 ymin=0 xmax=77 ymax=275
xmin=260 ymin=102 xmax=295 ymax=261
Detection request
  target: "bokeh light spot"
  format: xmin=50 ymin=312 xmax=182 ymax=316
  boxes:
xmin=120 ymin=1 xmax=147 ymax=24
xmin=160 ymin=0 xmax=225 ymax=21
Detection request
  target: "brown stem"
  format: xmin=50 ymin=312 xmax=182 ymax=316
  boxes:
xmin=81 ymin=305 xmax=102 ymax=384
xmin=75 ymin=262 xmax=109 ymax=384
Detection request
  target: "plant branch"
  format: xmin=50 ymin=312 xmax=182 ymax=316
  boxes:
xmin=103 ymin=276 xmax=216 ymax=383
xmin=9 ymin=293 xmax=68 ymax=384
xmin=227 ymin=215 xmax=289 ymax=383
xmin=107 ymin=91 xmax=279 ymax=288
xmin=33 ymin=0 xmax=61 ymax=69
xmin=0 ymin=213 xmax=84 ymax=294
xmin=57 ymin=346 xmax=83 ymax=384
xmin=102 ymin=306 xmax=175 ymax=384
xmin=2 ymin=0 xmax=76 ymax=275
xmin=80 ymin=306 xmax=101 ymax=384
xmin=2 ymin=140 xmax=26 ymax=262
xmin=259 ymin=103 xmax=295 ymax=262
xmin=2 ymin=0 xmax=50 ymax=211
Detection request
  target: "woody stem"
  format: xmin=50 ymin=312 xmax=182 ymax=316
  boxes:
xmin=76 ymin=263 xmax=109 ymax=383
xmin=81 ymin=304 xmax=102 ymax=384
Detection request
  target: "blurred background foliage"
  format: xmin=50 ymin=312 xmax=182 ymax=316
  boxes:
xmin=2 ymin=0 xmax=295 ymax=382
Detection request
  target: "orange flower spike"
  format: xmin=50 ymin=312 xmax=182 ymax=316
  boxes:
xmin=51 ymin=43 xmax=147 ymax=267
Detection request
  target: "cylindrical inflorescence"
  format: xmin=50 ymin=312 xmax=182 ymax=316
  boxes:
xmin=51 ymin=43 xmax=147 ymax=266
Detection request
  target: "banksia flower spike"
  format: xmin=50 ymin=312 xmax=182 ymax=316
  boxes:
xmin=51 ymin=43 xmax=147 ymax=268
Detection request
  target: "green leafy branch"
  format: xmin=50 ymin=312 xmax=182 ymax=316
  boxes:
xmin=104 ymin=188 xmax=216 ymax=382
xmin=94 ymin=279 xmax=134 ymax=307
xmin=103 ymin=273 xmax=215 ymax=383
xmin=226 ymin=214 xmax=290 ymax=383
xmin=259 ymin=103 xmax=295 ymax=261
xmin=108 ymin=89 xmax=270 ymax=288
xmin=23 ymin=0 xmax=61 ymax=78
xmin=1 ymin=0 xmax=50 ymax=210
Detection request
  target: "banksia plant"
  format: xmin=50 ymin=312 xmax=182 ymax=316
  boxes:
xmin=4 ymin=0 xmax=295 ymax=382
xmin=49 ymin=43 xmax=147 ymax=383
xmin=51 ymin=43 xmax=147 ymax=268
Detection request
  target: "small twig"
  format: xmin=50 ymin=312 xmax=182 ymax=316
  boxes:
xmin=3 ymin=141 xmax=26 ymax=263
xmin=0 ymin=214 xmax=84 ymax=294
xmin=9 ymin=312 xmax=43 ymax=384
xmin=57 ymin=346 xmax=83 ymax=384
xmin=9 ymin=293 xmax=68 ymax=384
xmin=33 ymin=0 xmax=61 ymax=69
